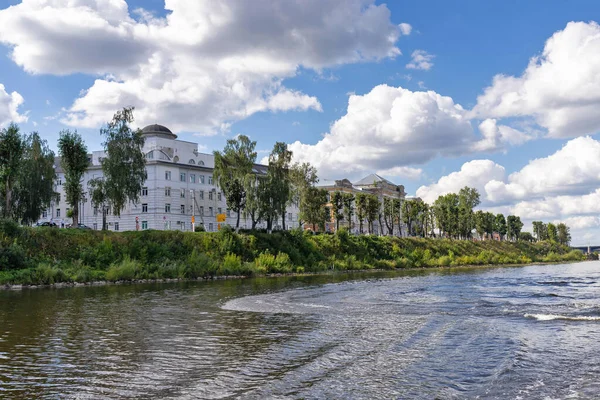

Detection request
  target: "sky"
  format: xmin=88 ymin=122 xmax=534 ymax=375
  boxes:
xmin=1 ymin=0 xmax=600 ymax=245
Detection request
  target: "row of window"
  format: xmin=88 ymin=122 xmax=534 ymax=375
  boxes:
xmin=164 ymin=171 xmax=213 ymax=185
xmin=142 ymin=187 xmax=223 ymax=201
xmin=142 ymin=203 xmax=230 ymax=216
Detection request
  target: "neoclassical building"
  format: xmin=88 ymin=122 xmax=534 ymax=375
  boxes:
xmin=39 ymin=124 xmax=302 ymax=231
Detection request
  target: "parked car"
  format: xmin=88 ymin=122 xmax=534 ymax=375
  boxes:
xmin=70 ymin=223 xmax=92 ymax=230
xmin=36 ymin=221 xmax=58 ymax=228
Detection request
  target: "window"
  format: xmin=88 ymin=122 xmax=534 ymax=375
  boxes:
xmin=226 ymin=209 xmax=231 ymax=217
xmin=190 ymin=189 xmax=195 ymax=199
xmin=146 ymin=151 xmax=154 ymax=160
xmin=209 ymin=191 xmax=213 ymax=200
xmin=209 ymin=207 xmax=213 ymax=216
xmin=165 ymin=171 xmax=171 ymax=180
xmin=180 ymin=172 xmax=186 ymax=182
xmin=181 ymin=222 xmax=186 ymax=231
xmin=93 ymin=223 xmax=98 ymax=230
xmin=200 ymin=206 xmax=204 ymax=215
xmin=93 ymin=207 xmax=98 ymax=216
xmin=165 ymin=203 xmax=171 ymax=213
xmin=57 ymin=193 xmax=61 ymax=203
xmin=199 ymin=191 xmax=204 ymax=200
xmin=180 ymin=204 xmax=185 ymax=214
xmin=218 ymin=192 xmax=222 ymax=201
xmin=165 ymin=187 xmax=171 ymax=197
xmin=189 ymin=159 xmax=195 ymax=165
xmin=288 ymin=212 xmax=293 ymax=221
xmin=198 ymin=160 xmax=205 ymax=166
xmin=142 ymin=220 xmax=148 ymax=230
xmin=190 ymin=174 xmax=195 ymax=183
xmin=42 ymin=210 xmax=47 ymax=218
xmin=142 ymin=204 xmax=148 ymax=213
xmin=142 ymin=187 xmax=148 ymax=196
xmin=217 ymin=207 xmax=222 ymax=214
xmin=180 ymin=190 xmax=185 ymax=198
xmin=114 ymin=222 xmax=119 ymax=231
xmin=57 ymin=179 xmax=62 ymax=186
xmin=209 ymin=223 xmax=213 ymax=231
xmin=56 ymin=209 xmax=61 ymax=217
xmin=208 ymin=175 xmax=213 ymax=185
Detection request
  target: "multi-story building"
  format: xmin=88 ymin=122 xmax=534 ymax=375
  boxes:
xmin=317 ymin=174 xmax=411 ymax=236
xmin=39 ymin=124 xmax=302 ymax=232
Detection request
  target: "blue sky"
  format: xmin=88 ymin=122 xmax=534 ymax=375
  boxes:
xmin=1 ymin=0 xmax=600 ymax=244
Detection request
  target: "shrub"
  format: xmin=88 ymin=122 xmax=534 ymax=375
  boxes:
xmin=180 ymin=249 xmax=217 ymax=279
xmin=106 ymin=256 xmax=141 ymax=281
xmin=219 ymin=252 xmax=243 ymax=276
xmin=0 ymin=240 xmax=28 ymax=271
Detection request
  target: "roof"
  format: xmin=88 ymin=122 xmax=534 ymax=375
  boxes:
xmin=353 ymin=173 xmax=395 ymax=187
xmin=141 ymin=124 xmax=177 ymax=139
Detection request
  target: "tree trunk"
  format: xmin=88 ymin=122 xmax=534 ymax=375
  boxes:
xmin=281 ymin=209 xmax=286 ymax=230
xmin=102 ymin=207 xmax=107 ymax=230
xmin=236 ymin=210 xmax=241 ymax=229
xmin=73 ymin=204 xmax=79 ymax=228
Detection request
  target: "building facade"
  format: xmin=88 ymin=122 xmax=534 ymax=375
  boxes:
xmin=39 ymin=124 xmax=302 ymax=232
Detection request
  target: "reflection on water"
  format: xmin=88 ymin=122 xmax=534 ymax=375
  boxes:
xmin=1 ymin=263 xmax=600 ymax=399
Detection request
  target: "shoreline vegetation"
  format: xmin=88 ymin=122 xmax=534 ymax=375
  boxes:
xmin=0 ymin=220 xmax=585 ymax=289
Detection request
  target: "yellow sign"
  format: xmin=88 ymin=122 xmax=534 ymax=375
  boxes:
xmin=191 ymin=215 xmax=195 ymax=223
xmin=216 ymin=213 xmax=226 ymax=222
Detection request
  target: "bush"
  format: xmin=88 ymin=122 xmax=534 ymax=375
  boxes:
xmin=180 ymin=249 xmax=217 ymax=279
xmin=219 ymin=252 xmax=243 ymax=276
xmin=106 ymin=256 xmax=141 ymax=281
xmin=0 ymin=240 xmax=28 ymax=271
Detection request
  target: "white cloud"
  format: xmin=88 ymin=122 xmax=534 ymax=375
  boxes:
xmin=376 ymin=166 xmax=423 ymax=180
xmin=472 ymin=118 xmax=535 ymax=152
xmin=485 ymin=136 xmax=600 ymax=203
xmin=472 ymin=21 xmax=600 ymax=138
xmin=416 ymin=160 xmax=506 ymax=204
xmin=0 ymin=0 xmax=405 ymax=134
xmin=406 ymin=50 xmax=434 ymax=71
xmin=290 ymin=84 xmax=526 ymax=181
xmin=399 ymin=23 xmax=412 ymax=36
xmin=0 ymin=83 xmax=27 ymax=127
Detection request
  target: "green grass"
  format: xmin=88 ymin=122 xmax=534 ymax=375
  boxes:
xmin=0 ymin=219 xmax=585 ymax=286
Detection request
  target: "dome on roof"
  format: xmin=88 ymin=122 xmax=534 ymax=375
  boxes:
xmin=141 ymin=124 xmax=177 ymax=139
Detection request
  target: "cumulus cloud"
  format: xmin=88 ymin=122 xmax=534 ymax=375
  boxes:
xmin=417 ymin=136 xmax=600 ymax=245
xmin=472 ymin=21 xmax=600 ymax=138
xmin=376 ymin=166 xmax=423 ymax=180
xmin=416 ymin=160 xmax=506 ymax=204
xmin=406 ymin=50 xmax=434 ymax=71
xmin=0 ymin=0 xmax=405 ymax=133
xmin=399 ymin=23 xmax=412 ymax=35
xmin=290 ymin=84 xmax=526 ymax=180
xmin=0 ymin=83 xmax=27 ymax=126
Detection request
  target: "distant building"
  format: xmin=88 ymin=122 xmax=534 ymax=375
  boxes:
xmin=317 ymin=173 xmax=412 ymax=235
xmin=38 ymin=124 xmax=302 ymax=232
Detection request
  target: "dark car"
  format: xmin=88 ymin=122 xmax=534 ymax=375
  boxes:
xmin=71 ymin=224 xmax=92 ymax=230
xmin=36 ymin=221 xmax=58 ymax=228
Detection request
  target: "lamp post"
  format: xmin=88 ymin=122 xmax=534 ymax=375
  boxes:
xmin=191 ymin=189 xmax=195 ymax=232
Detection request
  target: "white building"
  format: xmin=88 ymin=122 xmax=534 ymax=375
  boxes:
xmin=39 ymin=124 xmax=301 ymax=232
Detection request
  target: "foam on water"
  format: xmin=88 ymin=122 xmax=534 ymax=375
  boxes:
xmin=524 ymin=313 xmax=600 ymax=321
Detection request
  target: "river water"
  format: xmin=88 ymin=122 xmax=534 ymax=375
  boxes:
xmin=1 ymin=261 xmax=600 ymax=399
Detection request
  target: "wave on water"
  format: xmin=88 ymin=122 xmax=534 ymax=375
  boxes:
xmin=524 ymin=313 xmax=600 ymax=321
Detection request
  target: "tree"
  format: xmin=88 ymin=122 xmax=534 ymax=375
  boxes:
xmin=506 ymin=215 xmax=523 ymax=241
xmin=519 ymin=232 xmax=535 ymax=242
xmin=58 ymin=130 xmax=89 ymax=227
xmin=342 ymin=193 xmax=355 ymax=232
xmin=213 ymin=135 xmax=257 ymax=230
xmin=433 ymin=193 xmax=459 ymax=238
xmin=12 ymin=133 xmax=56 ymax=225
xmin=0 ymin=123 xmax=24 ymax=218
xmin=547 ymin=222 xmax=558 ymax=242
xmin=483 ymin=212 xmax=495 ymax=239
xmin=301 ymin=187 xmax=328 ymax=232
xmin=494 ymin=214 xmax=507 ymax=241
xmin=383 ymin=197 xmax=399 ymax=236
xmin=244 ymin=175 xmax=265 ymax=229
xmin=365 ymin=194 xmax=380 ymax=234
xmin=475 ymin=210 xmax=486 ymax=239
xmin=458 ymin=187 xmax=480 ymax=239
xmin=88 ymin=107 xmax=147 ymax=230
xmin=331 ymin=191 xmax=344 ymax=232
xmin=262 ymin=142 xmax=292 ymax=231
xmin=532 ymin=221 xmax=544 ymax=241
xmin=402 ymin=198 xmax=422 ymax=237
xmin=355 ymin=193 xmax=367 ymax=234
xmin=289 ymin=162 xmax=318 ymax=228
xmin=557 ymin=223 xmax=571 ymax=246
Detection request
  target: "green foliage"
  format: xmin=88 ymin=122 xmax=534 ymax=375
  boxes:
xmin=106 ymin=256 xmax=141 ymax=281
xmin=58 ymin=129 xmax=88 ymax=226
xmin=301 ymin=187 xmax=329 ymax=232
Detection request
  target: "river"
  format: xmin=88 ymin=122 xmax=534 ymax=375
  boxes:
xmin=1 ymin=261 xmax=600 ymax=399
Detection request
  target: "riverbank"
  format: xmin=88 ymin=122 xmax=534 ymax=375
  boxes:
xmin=0 ymin=219 xmax=584 ymax=286
xmin=1 ymin=260 xmax=585 ymax=291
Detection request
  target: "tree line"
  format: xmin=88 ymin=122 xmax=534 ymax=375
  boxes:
xmin=0 ymin=108 xmax=147 ymax=228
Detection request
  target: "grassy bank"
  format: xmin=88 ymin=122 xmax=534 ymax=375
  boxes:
xmin=0 ymin=219 xmax=584 ymax=286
